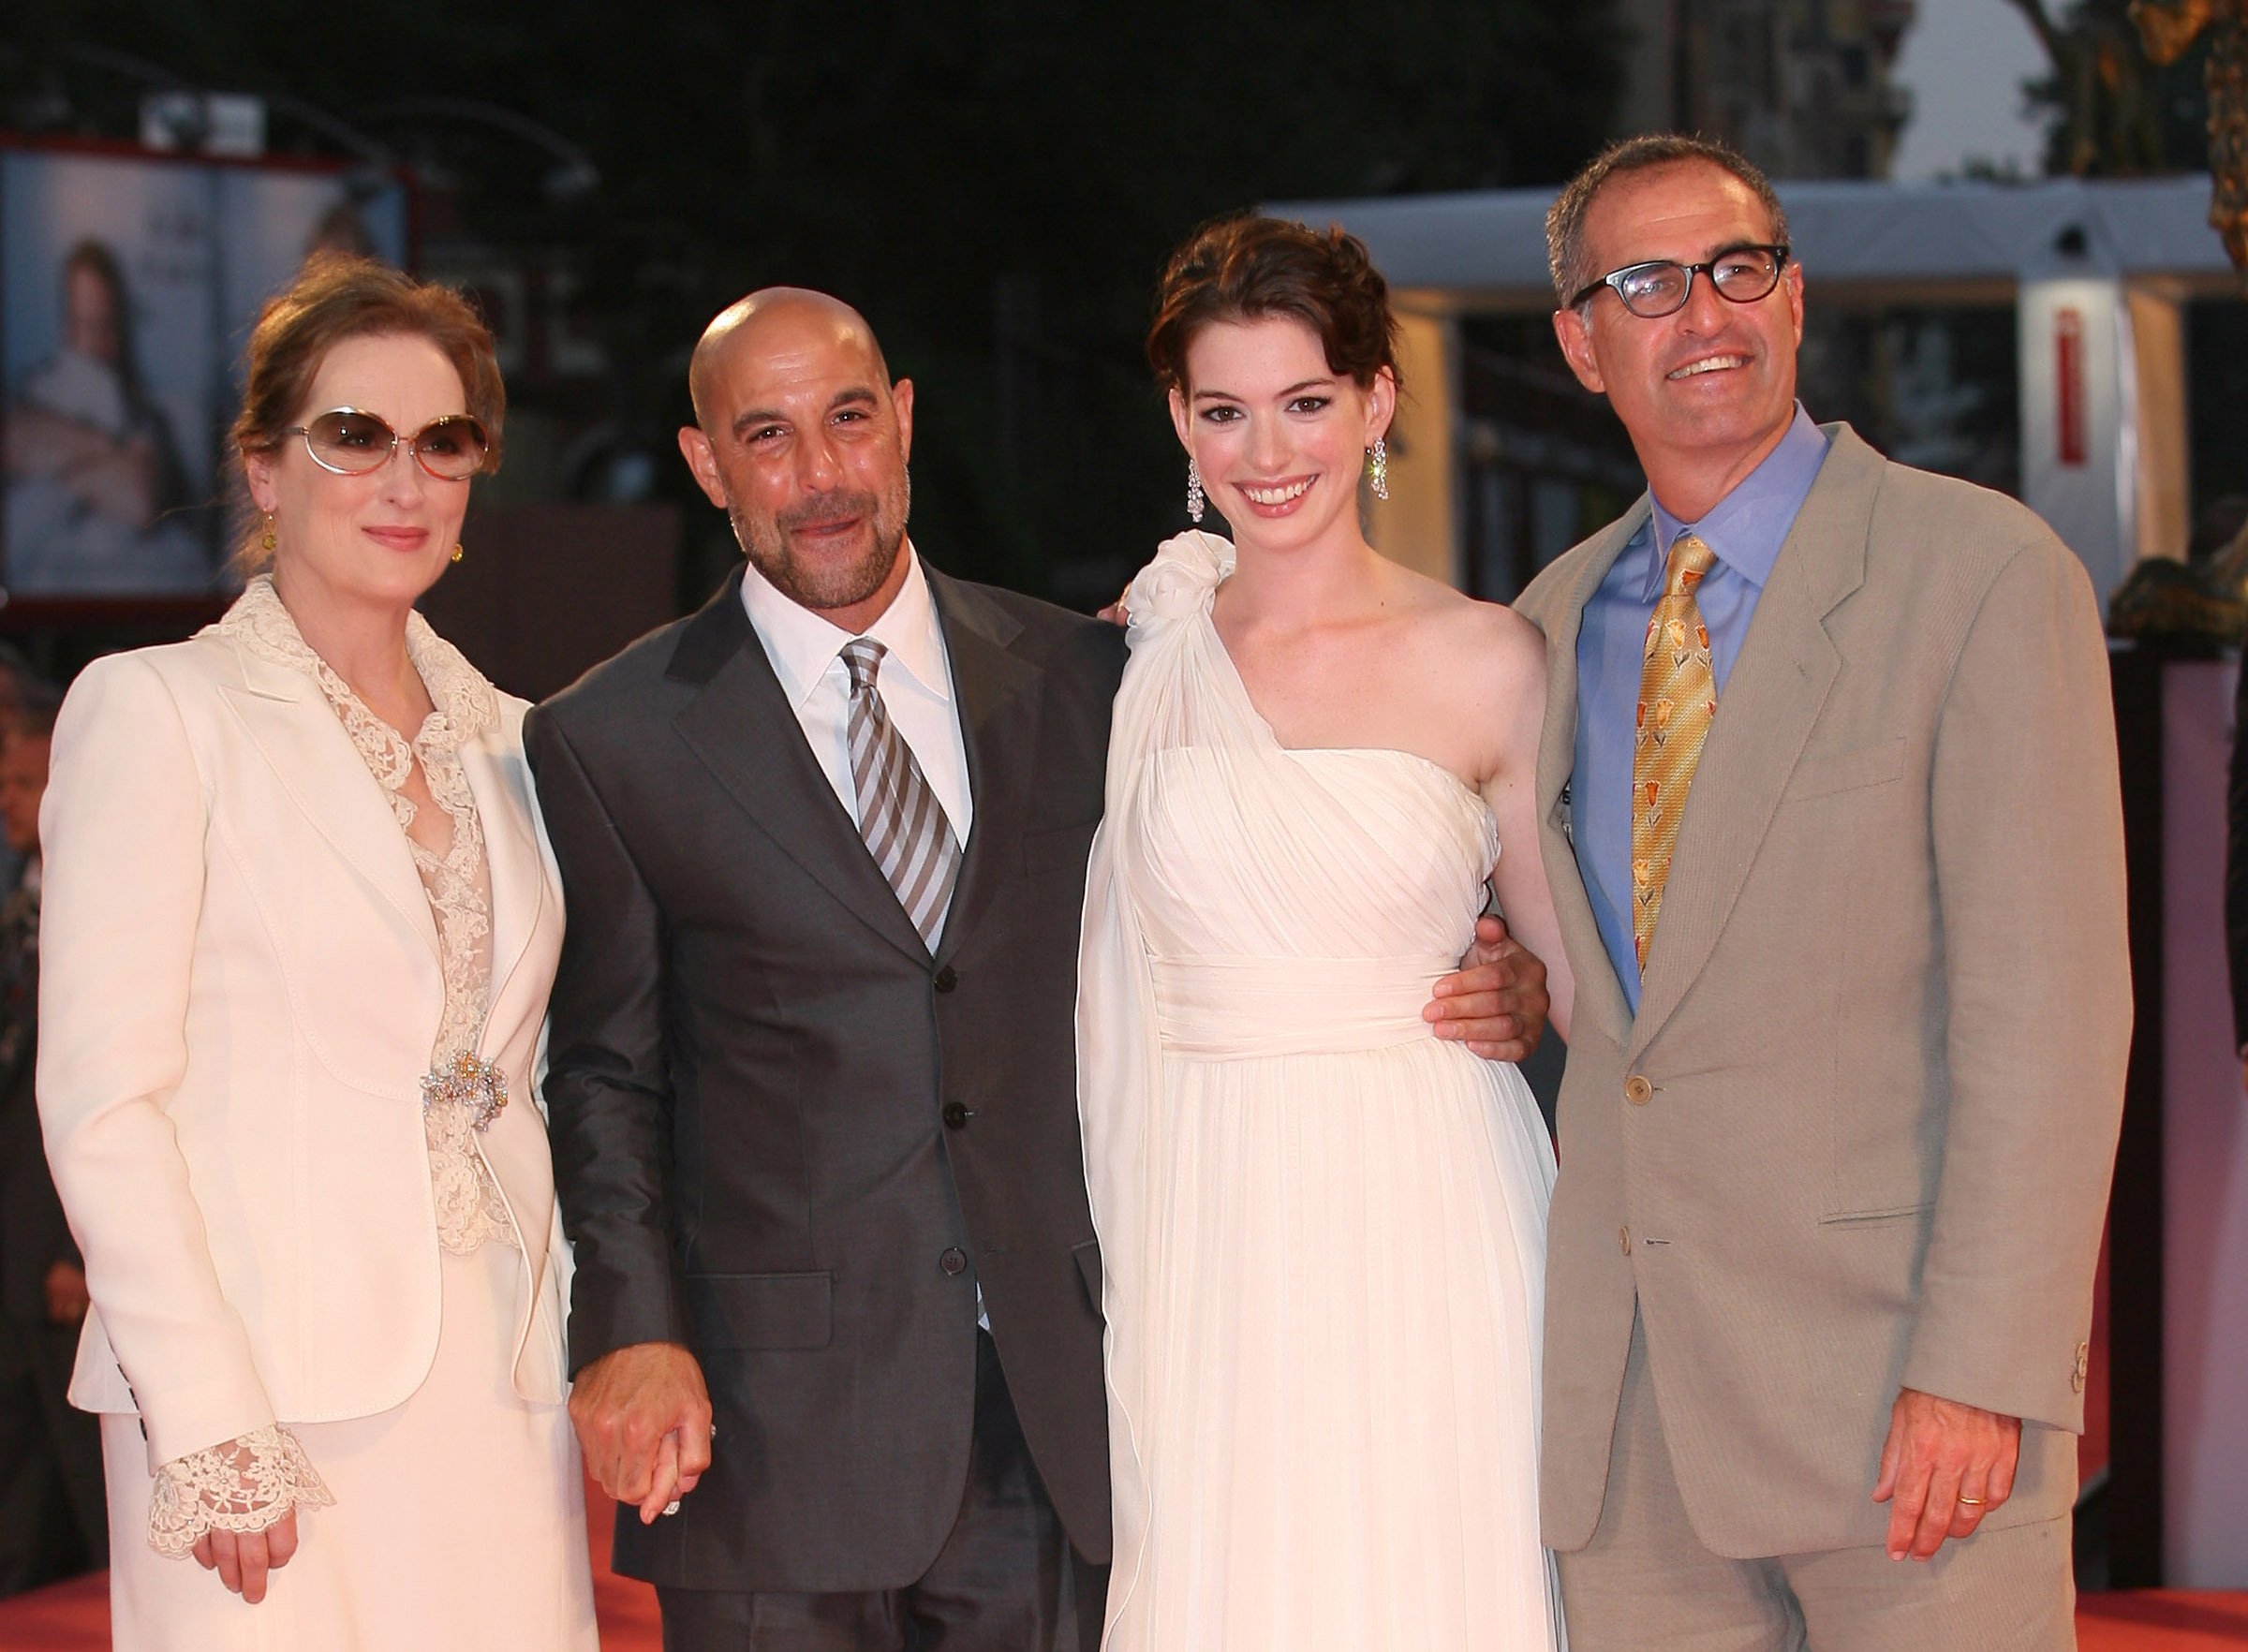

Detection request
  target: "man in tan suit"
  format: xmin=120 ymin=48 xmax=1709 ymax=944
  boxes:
xmin=1516 ymin=134 xmax=2129 ymax=1647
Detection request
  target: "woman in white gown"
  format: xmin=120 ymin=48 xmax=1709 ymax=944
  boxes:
xmin=1078 ymin=216 xmax=1576 ymax=1650
xmin=37 ymin=255 xmax=596 ymax=1649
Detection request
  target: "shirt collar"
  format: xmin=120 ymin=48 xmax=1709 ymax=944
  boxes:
xmin=738 ymin=538 xmax=952 ymax=711
xmin=1641 ymin=403 xmax=1829 ymax=598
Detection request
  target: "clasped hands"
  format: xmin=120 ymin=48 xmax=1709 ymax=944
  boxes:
xmin=570 ymin=1340 xmax=716 ymax=1525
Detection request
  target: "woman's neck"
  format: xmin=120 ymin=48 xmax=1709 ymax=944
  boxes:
xmin=1220 ymin=526 xmax=1389 ymax=628
xmin=268 ymin=566 xmax=424 ymax=722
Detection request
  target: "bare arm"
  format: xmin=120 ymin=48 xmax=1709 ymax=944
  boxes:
xmin=1478 ymin=633 xmax=1573 ymax=1046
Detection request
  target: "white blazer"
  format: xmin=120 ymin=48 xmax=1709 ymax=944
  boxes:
xmin=37 ymin=625 xmax=570 ymax=1472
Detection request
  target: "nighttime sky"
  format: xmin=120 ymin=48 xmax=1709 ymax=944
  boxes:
xmin=1888 ymin=0 xmax=2050 ymax=180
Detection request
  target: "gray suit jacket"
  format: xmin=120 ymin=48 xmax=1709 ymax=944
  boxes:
xmin=527 ymin=565 xmax=1126 ymax=1592
xmin=1517 ymin=425 xmax=2129 ymax=1557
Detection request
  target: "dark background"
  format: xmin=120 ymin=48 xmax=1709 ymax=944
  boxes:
xmin=4 ymin=2 xmax=1627 ymax=623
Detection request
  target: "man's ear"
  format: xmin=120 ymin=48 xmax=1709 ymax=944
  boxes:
xmin=1553 ymin=306 xmax=1606 ymax=395
xmin=892 ymin=377 xmax=914 ymax=463
xmin=677 ymin=426 xmax=729 ymax=509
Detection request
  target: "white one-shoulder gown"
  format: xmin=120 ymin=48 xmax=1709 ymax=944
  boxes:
xmin=1078 ymin=532 xmax=1563 ymax=1651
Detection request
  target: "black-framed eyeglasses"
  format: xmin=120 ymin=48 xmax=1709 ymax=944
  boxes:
xmin=282 ymin=408 xmax=490 ymax=480
xmin=1568 ymin=244 xmax=1792 ymax=319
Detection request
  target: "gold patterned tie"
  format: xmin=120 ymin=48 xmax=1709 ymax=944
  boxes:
xmin=1632 ymin=532 xmax=1720 ymax=972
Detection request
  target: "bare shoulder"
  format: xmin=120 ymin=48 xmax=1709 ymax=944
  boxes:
xmin=1404 ymin=582 xmax=1546 ymax=689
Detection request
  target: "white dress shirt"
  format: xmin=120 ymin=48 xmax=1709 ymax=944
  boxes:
xmin=740 ymin=543 xmax=984 ymax=1326
xmin=739 ymin=541 xmax=974 ymax=937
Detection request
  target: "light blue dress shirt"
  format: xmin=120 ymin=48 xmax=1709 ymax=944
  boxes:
xmin=1573 ymin=406 xmax=1831 ymax=1010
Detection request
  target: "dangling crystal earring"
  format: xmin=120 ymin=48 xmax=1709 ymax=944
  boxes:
xmin=259 ymin=515 xmax=277 ymax=553
xmin=1186 ymin=457 xmax=1205 ymax=524
xmin=1367 ymin=438 xmax=1390 ymax=502
xmin=450 ymin=543 xmax=465 ymax=564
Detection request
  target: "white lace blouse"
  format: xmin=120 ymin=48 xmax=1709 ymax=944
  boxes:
xmin=147 ymin=576 xmax=518 ymax=1556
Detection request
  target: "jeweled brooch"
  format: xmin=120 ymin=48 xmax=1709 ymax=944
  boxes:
xmin=421 ymin=1050 xmax=510 ymax=1133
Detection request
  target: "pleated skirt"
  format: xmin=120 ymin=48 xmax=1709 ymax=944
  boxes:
xmin=1105 ymin=1039 xmax=1563 ymax=1651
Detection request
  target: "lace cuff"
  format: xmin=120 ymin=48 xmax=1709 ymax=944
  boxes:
xmin=147 ymin=1423 xmax=336 ymax=1558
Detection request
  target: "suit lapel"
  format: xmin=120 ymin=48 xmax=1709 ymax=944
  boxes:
xmin=926 ymin=569 xmax=1039 ymax=967
xmin=668 ymin=572 xmax=931 ymax=965
xmin=215 ymin=648 xmax=442 ymax=962
xmin=1534 ymin=507 xmax=1647 ymax=1050
xmin=459 ymin=729 xmax=548 ymax=1040
xmin=1627 ymin=426 xmax=1878 ymax=1056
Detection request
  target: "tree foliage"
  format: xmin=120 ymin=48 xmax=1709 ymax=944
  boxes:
xmin=2003 ymin=0 xmax=2214 ymax=177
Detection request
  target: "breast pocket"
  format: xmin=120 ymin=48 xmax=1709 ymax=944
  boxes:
xmin=1786 ymin=737 xmax=1907 ymax=803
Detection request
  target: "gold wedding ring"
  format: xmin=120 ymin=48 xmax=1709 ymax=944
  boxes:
xmin=1956 ymin=1497 xmax=1985 ymax=1507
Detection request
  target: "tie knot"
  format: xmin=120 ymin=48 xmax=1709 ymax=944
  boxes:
xmin=1664 ymin=532 xmax=1718 ymax=597
xmin=840 ymin=637 xmax=886 ymax=692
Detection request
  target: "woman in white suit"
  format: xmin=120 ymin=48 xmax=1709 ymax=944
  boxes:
xmin=36 ymin=255 xmax=597 ymax=1649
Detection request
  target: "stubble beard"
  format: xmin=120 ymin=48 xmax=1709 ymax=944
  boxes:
xmin=734 ymin=468 xmax=912 ymax=615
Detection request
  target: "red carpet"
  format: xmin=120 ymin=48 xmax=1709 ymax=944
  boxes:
xmin=0 ymin=1482 xmax=2239 ymax=1649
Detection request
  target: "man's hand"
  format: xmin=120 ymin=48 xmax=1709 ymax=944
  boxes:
xmin=1424 ymin=915 xmax=1550 ymax=1061
xmin=1871 ymin=1386 xmax=2021 ymax=1560
xmin=191 ymin=1508 xmax=298 ymax=1603
xmin=569 ymin=1341 xmax=715 ymax=1526
xmin=44 ymin=1260 xmax=90 ymax=1325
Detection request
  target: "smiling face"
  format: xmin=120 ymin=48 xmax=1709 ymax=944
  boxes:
xmin=1171 ymin=313 xmax=1394 ymax=557
xmin=244 ymin=331 xmax=473 ymax=615
xmin=679 ymin=293 xmax=914 ymax=633
xmin=1553 ymin=158 xmax=1804 ymax=515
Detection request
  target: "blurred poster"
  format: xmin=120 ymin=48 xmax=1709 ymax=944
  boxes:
xmin=1 ymin=146 xmax=407 ymax=598
xmin=214 ymin=169 xmax=408 ymax=393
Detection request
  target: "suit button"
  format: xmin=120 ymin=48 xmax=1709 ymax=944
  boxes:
xmin=942 ymin=1101 xmax=969 ymax=1129
xmin=939 ymin=1246 xmax=968 ymax=1276
xmin=1624 ymin=1074 xmax=1653 ymax=1105
xmin=933 ymin=966 xmax=959 ymax=994
xmin=1619 ymin=1227 xmax=1633 ymax=1256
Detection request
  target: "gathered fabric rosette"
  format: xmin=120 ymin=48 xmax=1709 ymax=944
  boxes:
xmin=1125 ymin=529 xmax=1235 ymax=636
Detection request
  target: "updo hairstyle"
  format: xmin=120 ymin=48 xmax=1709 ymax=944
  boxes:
xmin=1146 ymin=215 xmax=1401 ymax=397
xmin=231 ymin=252 xmax=505 ymax=570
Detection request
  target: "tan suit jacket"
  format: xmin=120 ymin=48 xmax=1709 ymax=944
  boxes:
xmin=1516 ymin=425 xmax=2129 ymax=1558
xmin=37 ymin=632 xmax=570 ymax=1471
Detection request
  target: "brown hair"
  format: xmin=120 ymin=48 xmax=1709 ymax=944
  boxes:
xmin=231 ymin=252 xmax=504 ymax=569
xmin=1146 ymin=215 xmax=1401 ymax=396
xmin=1545 ymin=134 xmax=1790 ymax=308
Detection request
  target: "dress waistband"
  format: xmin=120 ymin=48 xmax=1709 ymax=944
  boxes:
xmin=1148 ymin=953 xmax=1450 ymax=1059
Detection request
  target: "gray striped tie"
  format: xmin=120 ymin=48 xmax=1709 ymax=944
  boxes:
xmin=840 ymin=638 xmax=961 ymax=951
